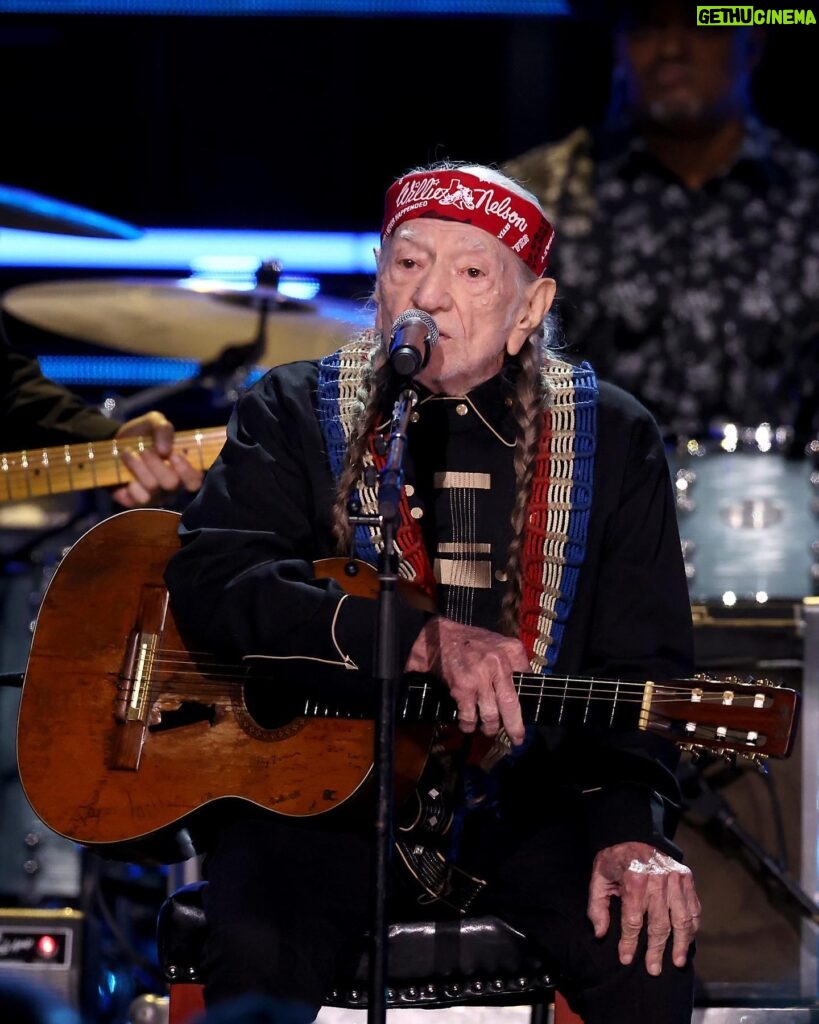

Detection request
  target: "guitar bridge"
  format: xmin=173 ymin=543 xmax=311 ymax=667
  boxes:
xmin=111 ymin=584 xmax=169 ymax=771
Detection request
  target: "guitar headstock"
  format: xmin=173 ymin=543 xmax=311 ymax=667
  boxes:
xmin=648 ymin=673 xmax=800 ymax=768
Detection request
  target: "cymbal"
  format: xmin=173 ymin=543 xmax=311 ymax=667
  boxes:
xmin=0 ymin=184 xmax=143 ymax=239
xmin=1 ymin=277 xmax=371 ymax=366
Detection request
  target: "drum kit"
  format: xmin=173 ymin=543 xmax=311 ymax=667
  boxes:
xmin=0 ymin=185 xmax=368 ymax=366
xmin=0 ymin=184 xmax=371 ymax=544
xmin=669 ymin=428 xmax=819 ymax=610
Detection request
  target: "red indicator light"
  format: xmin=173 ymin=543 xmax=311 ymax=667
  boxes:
xmin=36 ymin=935 xmax=58 ymax=959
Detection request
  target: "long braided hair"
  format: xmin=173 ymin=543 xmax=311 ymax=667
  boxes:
xmin=331 ymin=161 xmax=560 ymax=636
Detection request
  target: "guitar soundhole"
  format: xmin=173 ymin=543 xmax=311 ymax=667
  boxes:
xmin=236 ymin=680 xmax=307 ymax=741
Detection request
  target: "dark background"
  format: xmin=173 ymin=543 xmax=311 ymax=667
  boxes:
xmin=1 ymin=10 xmax=817 ymax=243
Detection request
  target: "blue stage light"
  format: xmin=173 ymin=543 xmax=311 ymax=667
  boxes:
xmin=0 ymin=1 xmax=569 ymax=14
xmin=0 ymin=228 xmax=380 ymax=274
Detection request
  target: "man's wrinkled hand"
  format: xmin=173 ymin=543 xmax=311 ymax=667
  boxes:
xmin=587 ymin=840 xmax=700 ymax=976
xmin=405 ymin=615 xmax=528 ymax=746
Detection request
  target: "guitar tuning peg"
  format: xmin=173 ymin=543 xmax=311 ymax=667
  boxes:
xmin=737 ymin=751 xmax=769 ymax=774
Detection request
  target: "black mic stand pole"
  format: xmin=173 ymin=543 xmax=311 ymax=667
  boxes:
xmin=360 ymin=381 xmax=419 ymax=1024
xmin=683 ymin=762 xmax=819 ymax=921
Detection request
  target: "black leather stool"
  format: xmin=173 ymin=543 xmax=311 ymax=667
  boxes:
xmin=156 ymin=881 xmax=584 ymax=1023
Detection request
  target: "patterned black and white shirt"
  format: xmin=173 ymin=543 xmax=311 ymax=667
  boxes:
xmin=505 ymin=119 xmax=819 ymax=440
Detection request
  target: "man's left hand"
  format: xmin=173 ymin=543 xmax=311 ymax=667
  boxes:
xmin=586 ymin=840 xmax=701 ymax=976
xmin=113 ymin=411 xmax=204 ymax=507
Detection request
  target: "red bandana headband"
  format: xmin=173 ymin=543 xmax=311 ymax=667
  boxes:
xmin=381 ymin=169 xmax=555 ymax=275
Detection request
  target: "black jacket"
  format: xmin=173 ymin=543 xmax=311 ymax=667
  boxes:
xmin=165 ymin=356 xmax=695 ymax=859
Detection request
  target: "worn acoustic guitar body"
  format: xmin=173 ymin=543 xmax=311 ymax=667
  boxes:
xmin=17 ymin=510 xmax=800 ymax=864
xmin=16 ymin=509 xmax=433 ymax=859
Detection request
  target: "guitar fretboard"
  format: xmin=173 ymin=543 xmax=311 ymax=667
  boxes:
xmin=397 ymin=673 xmax=644 ymax=732
xmin=0 ymin=427 xmax=226 ymax=502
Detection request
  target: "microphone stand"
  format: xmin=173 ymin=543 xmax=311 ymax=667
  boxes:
xmin=681 ymin=760 xmax=819 ymax=921
xmin=358 ymin=380 xmax=419 ymax=1024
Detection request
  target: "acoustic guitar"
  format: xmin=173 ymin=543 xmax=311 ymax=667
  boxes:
xmin=0 ymin=427 xmax=226 ymax=502
xmin=16 ymin=509 xmax=799 ymax=862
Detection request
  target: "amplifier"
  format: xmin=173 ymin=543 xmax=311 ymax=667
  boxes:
xmin=0 ymin=907 xmax=84 ymax=1008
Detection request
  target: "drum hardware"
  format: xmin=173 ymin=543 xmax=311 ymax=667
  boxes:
xmin=0 ymin=495 xmax=79 ymax=533
xmin=0 ymin=273 xmax=368 ymax=370
xmin=106 ymin=272 xmax=281 ymax=420
xmin=0 ymin=182 xmax=141 ymax=239
xmin=669 ymin=430 xmax=819 ymax=602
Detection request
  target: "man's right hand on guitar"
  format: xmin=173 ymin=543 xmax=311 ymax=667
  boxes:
xmin=404 ymin=616 xmax=528 ymax=746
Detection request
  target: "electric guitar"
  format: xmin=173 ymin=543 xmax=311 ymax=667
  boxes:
xmin=16 ymin=509 xmax=800 ymax=863
xmin=0 ymin=427 xmax=226 ymax=502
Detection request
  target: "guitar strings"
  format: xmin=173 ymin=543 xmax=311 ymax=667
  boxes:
xmin=117 ymin=652 xmax=778 ymax=708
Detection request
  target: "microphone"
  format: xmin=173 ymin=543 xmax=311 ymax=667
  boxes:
xmin=388 ymin=309 xmax=439 ymax=378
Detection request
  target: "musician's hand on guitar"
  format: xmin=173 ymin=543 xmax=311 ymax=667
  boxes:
xmin=587 ymin=841 xmax=700 ymax=977
xmin=113 ymin=412 xmax=204 ymax=507
xmin=404 ymin=616 xmax=528 ymax=745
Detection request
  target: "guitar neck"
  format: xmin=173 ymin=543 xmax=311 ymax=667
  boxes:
xmin=516 ymin=673 xmax=645 ymax=732
xmin=401 ymin=673 xmax=645 ymax=732
xmin=0 ymin=427 xmax=226 ymax=502
xmin=399 ymin=671 xmax=797 ymax=759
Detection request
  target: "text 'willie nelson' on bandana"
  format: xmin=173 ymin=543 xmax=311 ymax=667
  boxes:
xmin=381 ymin=169 xmax=555 ymax=275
